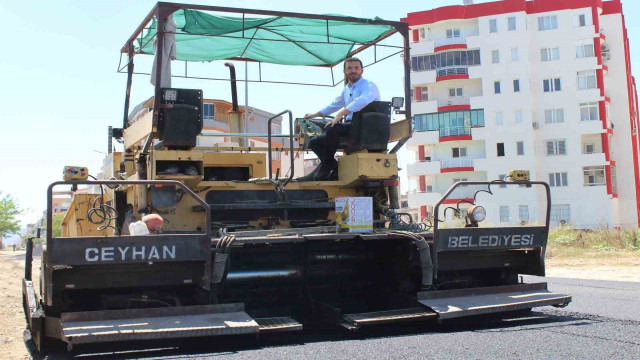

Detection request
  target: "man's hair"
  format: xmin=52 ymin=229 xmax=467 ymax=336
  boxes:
xmin=343 ymin=57 xmax=363 ymax=84
xmin=343 ymin=57 xmax=363 ymax=71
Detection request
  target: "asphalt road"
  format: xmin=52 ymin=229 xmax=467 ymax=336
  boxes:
xmin=36 ymin=276 xmax=640 ymax=360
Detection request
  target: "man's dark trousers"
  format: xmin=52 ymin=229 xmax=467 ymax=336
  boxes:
xmin=308 ymin=122 xmax=351 ymax=166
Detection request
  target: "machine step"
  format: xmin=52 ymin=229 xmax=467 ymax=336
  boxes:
xmin=417 ymin=282 xmax=572 ymax=320
xmin=342 ymin=307 xmax=437 ymax=328
xmin=60 ymin=303 xmax=259 ymax=345
xmin=255 ymin=317 xmax=303 ymax=333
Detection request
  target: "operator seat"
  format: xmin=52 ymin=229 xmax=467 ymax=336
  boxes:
xmin=337 ymin=101 xmax=392 ymax=154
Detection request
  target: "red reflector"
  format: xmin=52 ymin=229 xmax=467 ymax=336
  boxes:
xmin=383 ymin=180 xmax=398 ymax=186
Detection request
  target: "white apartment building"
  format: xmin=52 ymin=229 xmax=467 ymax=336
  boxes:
xmin=402 ymin=0 xmax=639 ymax=228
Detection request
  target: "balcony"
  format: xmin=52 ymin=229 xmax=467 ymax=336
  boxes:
xmin=440 ymin=157 xmax=475 ymax=172
xmin=406 ymin=130 xmax=439 ymax=150
xmin=436 ymin=67 xmax=469 ymax=82
xmin=581 ymin=152 xmax=607 ymax=166
xmin=437 ymin=97 xmax=471 ymax=112
xmin=441 ymin=187 xmax=477 ymax=204
xmin=408 ymin=191 xmax=443 ymax=208
xmin=433 ymin=37 xmax=468 ymax=52
xmin=439 ymin=126 xmax=472 ymax=140
xmin=412 ymin=99 xmax=438 ymax=115
xmin=577 ymin=119 xmax=606 ymax=135
xmin=407 ymin=160 xmax=442 ymax=177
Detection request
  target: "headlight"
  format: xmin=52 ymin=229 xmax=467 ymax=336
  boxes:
xmin=467 ymin=205 xmax=486 ymax=223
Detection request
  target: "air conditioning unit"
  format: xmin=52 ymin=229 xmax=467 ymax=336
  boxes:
xmin=532 ymin=122 xmax=539 ymax=129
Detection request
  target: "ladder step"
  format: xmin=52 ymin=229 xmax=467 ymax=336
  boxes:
xmin=255 ymin=317 xmax=303 ymax=333
xmin=343 ymin=307 xmax=437 ymax=326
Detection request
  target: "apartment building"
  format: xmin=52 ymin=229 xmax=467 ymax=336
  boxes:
xmin=402 ymin=0 xmax=639 ymax=228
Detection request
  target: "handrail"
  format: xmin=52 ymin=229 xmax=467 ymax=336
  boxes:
xmin=268 ymin=110 xmax=295 ymax=185
xmin=46 ymin=180 xmax=212 ymax=256
xmin=436 ymin=67 xmax=469 ymax=77
xmin=432 ymin=180 xmax=552 ymax=278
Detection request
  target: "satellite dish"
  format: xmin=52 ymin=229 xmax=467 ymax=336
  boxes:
xmin=463 ymin=0 xmax=475 ymax=4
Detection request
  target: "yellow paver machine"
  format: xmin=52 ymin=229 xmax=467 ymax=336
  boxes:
xmin=23 ymin=2 xmax=570 ymax=353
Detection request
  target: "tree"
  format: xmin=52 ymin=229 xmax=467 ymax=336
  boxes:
xmin=0 ymin=192 xmax=23 ymax=248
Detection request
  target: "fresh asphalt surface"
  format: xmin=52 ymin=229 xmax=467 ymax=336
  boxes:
xmin=35 ymin=276 xmax=640 ymax=360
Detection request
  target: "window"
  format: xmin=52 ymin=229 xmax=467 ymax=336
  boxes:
xmin=426 ymin=185 xmax=433 ymax=192
xmin=583 ymin=166 xmax=606 ymax=186
xmin=515 ymin=110 xmax=522 ymax=124
xmin=203 ymin=104 xmax=215 ymax=120
xmin=516 ymin=141 xmax=524 ymax=155
xmin=413 ymin=109 xmax=485 ymax=132
xmin=576 ymin=42 xmax=595 ymax=58
xmin=411 ymin=50 xmax=481 ymax=72
xmin=540 ymin=47 xmax=560 ymax=61
xmin=511 ymin=48 xmax=519 ymax=62
xmin=449 ymin=88 xmax=463 ymax=97
xmin=494 ymin=81 xmax=501 ymax=94
xmin=446 ymin=28 xmax=461 ymax=38
xmin=580 ymin=102 xmax=599 ymax=121
xmin=452 ymin=147 xmax=467 ymax=157
xmin=497 ymin=142 xmax=505 ymax=156
xmin=545 ymin=109 xmax=564 ymax=123
xmin=496 ymin=111 xmax=503 ymax=125
xmin=584 ymin=143 xmax=596 ymax=154
xmin=271 ymin=122 xmax=281 ymax=134
xmin=577 ymin=70 xmax=597 ymax=90
xmin=508 ymin=16 xmax=517 ymax=31
xmin=546 ymin=139 xmax=567 ymax=155
xmin=575 ymin=13 xmax=591 ymax=27
xmin=549 ymin=172 xmax=569 ymax=187
xmin=538 ymin=15 xmax=558 ymax=31
xmin=498 ymin=174 xmax=507 ymax=188
xmin=420 ymin=87 xmax=429 ymax=101
xmin=551 ymin=204 xmax=571 ymax=222
xmin=513 ymin=79 xmax=520 ymax=92
xmin=543 ymin=78 xmax=561 ymax=92
xmin=492 ymin=50 xmax=500 ymax=64
xmin=519 ymin=205 xmax=529 ymax=222
xmin=499 ymin=206 xmax=509 ymax=222
xmin=489 ymin=19 xmax=498 ymax=33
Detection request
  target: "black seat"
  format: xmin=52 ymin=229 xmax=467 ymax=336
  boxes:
xmin=338 ymin=101 xmax=391 ymax=154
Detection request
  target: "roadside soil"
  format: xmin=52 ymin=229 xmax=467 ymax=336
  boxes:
xmin=0 ymin=248 xmax=638 ymax=359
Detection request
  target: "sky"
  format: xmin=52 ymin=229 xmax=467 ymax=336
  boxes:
xmin=1 ymin=0 xmax=638 ymax=230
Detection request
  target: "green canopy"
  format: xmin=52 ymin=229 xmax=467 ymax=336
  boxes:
xmin=136 ymin=9 xmax=395 ymax=66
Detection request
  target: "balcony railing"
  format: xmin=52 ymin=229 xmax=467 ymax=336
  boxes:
xmin=441 ymin=157 xmax=474 ymax=169
xmin=439 ymin=126 xmax=471 ymax=138
xmin=436 ymin=67 xmax=469 ymax=78
xmin=437 ymin=97 xmax=470 ymax=107
xmin=433 ymin=37 xmax=467 ymax=47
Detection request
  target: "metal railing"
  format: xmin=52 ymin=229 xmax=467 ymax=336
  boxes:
xmin=436 ymin=67 xmax=469 ymax=78
xmin=441 ymin=157 xmax=474 ymax=169
xmin=439 ymin=126 xmax=471 ymax=138
xmin=437 ymin=97 xmax=470 ymax=107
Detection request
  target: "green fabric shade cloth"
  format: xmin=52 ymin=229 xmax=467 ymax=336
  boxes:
xmin=136 ymin=9 xmax=395 ymax=66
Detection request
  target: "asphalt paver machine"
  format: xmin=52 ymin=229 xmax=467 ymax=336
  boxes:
xmin=23 ymin=2 xmax=570 ymax=353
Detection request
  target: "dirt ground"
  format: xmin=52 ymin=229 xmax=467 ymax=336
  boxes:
xmin=0 ymin=249 xmax=638 ymax=359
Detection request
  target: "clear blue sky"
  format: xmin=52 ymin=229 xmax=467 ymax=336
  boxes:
xmin=1 ymin=0 xmax=638 ymax=228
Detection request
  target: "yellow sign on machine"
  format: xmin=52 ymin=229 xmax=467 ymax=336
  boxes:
xmin=63 ymin=166 xmax=89 ymax=180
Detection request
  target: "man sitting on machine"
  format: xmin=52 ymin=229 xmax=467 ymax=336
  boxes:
xmin=302 ymin=57 xmax=380 ymax=181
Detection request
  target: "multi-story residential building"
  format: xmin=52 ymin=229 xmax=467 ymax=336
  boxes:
xmin=402 ymin=0 xmax=639 ymax=228
xmin=128 ymin=98 xmax=303 ymax=177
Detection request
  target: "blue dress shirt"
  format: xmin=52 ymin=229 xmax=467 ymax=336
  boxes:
xmin=320 ymin=78 xmax=380 ymax=121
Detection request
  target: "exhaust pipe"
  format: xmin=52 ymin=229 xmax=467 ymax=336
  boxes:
xmin=224 ymin=63 xmax=246 ymax=146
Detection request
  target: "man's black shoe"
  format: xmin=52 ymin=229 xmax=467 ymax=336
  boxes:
xmin=296 ymin=165 xmax=320 ymax=182
xmin=313 ymin=160 xmax=338 ymax=181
